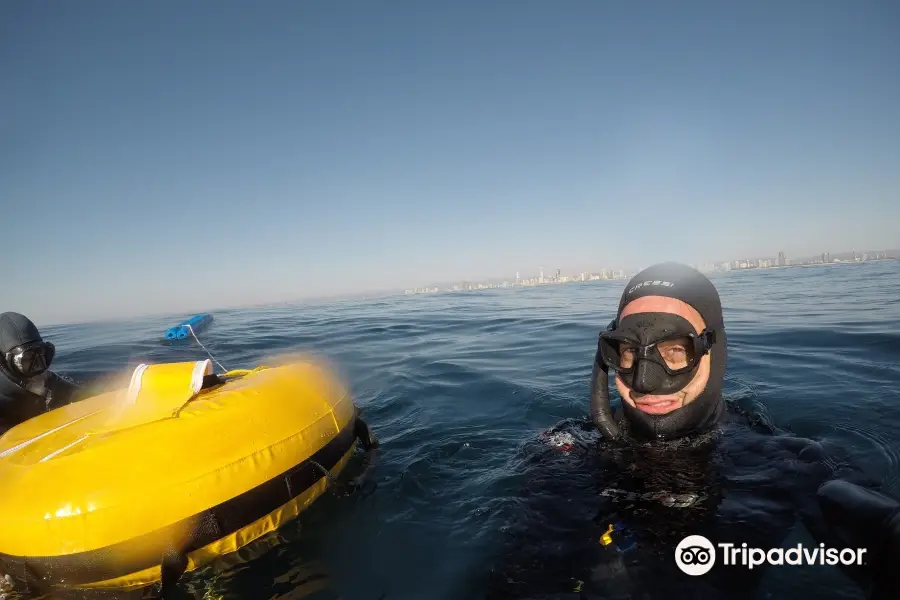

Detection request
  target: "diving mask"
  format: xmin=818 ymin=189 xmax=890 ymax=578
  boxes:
xmin=597 ymin=313 xmax=715 ymax=395
xmin=5 ymin=340 xmax=55 ymax=379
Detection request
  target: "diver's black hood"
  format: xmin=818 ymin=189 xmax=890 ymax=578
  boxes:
xmin=590 ymin=262 xmax=727 ymax=442
xmin=0 ymin=312 xmax=45 ymax=380
xmin=0 ymin=312 xmax=44 ymax=355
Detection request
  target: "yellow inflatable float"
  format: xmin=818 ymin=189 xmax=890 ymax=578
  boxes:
xmin=0 ymin=358 xmax=378 ymax=596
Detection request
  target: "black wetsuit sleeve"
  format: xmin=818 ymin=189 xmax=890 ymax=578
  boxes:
xmin=45 ymin=372 xmax=84 ymax=410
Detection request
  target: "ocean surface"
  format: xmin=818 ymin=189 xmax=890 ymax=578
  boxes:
xmin=33 ymin=260 xmax=900 ymax=600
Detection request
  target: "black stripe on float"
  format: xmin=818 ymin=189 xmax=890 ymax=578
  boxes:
xmin=0 ymin=413 xmax=358 ymax=587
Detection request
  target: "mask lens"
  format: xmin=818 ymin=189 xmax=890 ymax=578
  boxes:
xmin=598 ymin=335 xmax=638 ymax=372
xmin=619 ymin=343 xmax=637 ymax=370
xmin=655 ymin=336 xmax=698 ymax=371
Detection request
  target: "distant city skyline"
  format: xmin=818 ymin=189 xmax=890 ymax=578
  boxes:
xmin=23 ymin=245 xmax=900 ymax=325
xmin=403 ymin=248 xmax=900 ymax=296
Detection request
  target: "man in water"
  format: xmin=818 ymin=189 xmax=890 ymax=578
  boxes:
xmin=0 ymin=311 xmax=83 ymax=434
xmin=485 ymin=262 xmax=898 ymax=599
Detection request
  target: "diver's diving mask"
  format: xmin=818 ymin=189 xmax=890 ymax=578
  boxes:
xmin=4 ymin=340 xmax=55 ymax=379
xmin=597 ymin=316 xmax=716 ymax=377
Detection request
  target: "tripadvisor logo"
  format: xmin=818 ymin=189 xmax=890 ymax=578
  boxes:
xmin=675 ymin=535 xmax=867 ymax=576
xmin=675 ymin=535 xmax=717 ymax=575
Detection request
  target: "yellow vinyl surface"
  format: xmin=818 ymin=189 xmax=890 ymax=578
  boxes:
xmin=0 ymin=359 xmax=356 ymax=563
xmin=78 ymin=444 xmax=356 ymax=590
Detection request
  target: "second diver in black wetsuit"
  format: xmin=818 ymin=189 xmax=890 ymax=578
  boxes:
xmin=0 ymin=311 xmax=84 ymax=435
xmin=484 ymin=262 xmax=898 ymax=600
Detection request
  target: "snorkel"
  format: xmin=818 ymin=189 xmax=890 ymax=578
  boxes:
xmin=590 ymin=323 xmax=621 ymax=440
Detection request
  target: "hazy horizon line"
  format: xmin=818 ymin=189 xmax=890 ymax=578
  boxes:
xmin=40 ymin=245 xmax=899 ymax=330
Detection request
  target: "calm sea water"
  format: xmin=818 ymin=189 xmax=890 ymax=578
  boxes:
xmin=38 ymin=260 xmax=900 ymax=600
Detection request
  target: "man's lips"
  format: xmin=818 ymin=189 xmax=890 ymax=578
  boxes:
xmin=631 ymin=394 xmax=681 ymax=415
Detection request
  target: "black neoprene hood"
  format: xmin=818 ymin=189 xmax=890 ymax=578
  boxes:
xmin=0 ymin=312 xmax=44 ymax=355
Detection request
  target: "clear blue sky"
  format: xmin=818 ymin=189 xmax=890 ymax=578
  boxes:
xmin=2 ymin=0 xmax=899 ymax=325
